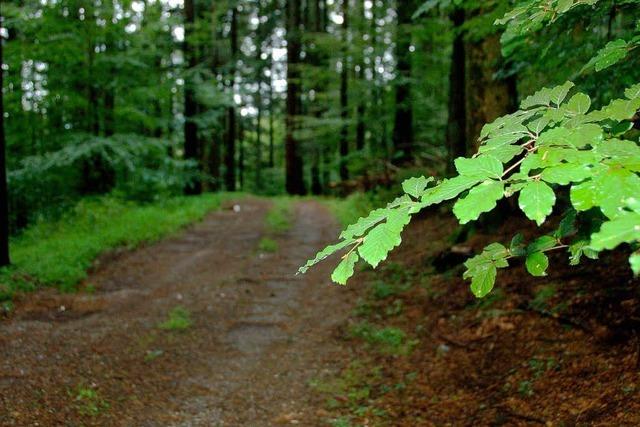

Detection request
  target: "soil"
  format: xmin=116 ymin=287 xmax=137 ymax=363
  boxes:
xmin=2 ymin=198 xmax=640 ymax=426
xmin=320 ymin=212 xmax=640 ymax=426
xmin=0 ymin=199 xmax=354 ymax=426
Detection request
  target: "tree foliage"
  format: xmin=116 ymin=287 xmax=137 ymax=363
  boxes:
xmin=301 ymin=0 xmax=640 ymax=295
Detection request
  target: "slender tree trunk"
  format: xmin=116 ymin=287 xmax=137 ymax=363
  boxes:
xmin=339 ymin=0 xmax=350 ymax=182
xmin=239 ymin=118 xmax=245 ymax=190
xmin=465 ymin=33 xmax=518 ymax=152
xmin=268 ymin=57 xmax=275 ymax=169
xmin=392 ymin=0 xmax=414 ymax=163
xmin=285 ymin=0 xmax=305 ymax=195
xmin=209 ymin=3 xmax=221 ymax=190
xmin=225 ymin=7 xmax=238 ymax=191
xmin=446 ymin=9 xmax=466 ymax=174
xmin=0 ymin=34 xmax=10 ymax=267
xmin=309 ymin=0 xmax=324 ymax=195
xmin=183 ymin=0 xmax=202 ymax=194
xmin=256 ymin=95 xmax=263 ymax=191
xmin=355 ymin=0 xmax=366 ymax=152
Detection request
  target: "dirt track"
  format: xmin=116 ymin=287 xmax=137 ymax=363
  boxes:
xmin=0 ymin=199 xmax=353 ymax=426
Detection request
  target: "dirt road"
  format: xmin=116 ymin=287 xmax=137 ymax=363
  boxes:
xmin=0 ymin=199 xmax=353 ymax=426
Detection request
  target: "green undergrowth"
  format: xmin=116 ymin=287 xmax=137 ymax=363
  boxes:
xmin=0 ymin=193 xmax=238 ymax=300
xmin=322 ymin=192 xmax=384 ymax=228
xmin=158 ymin=306 xmax=193 ymax=331
xmin=258 ymin=237 xmax=278 ymax=253
xmin=257 ymin=197 xmax=294 ymax=254
xmin=265 ymin=197 xmax=294 ymax=234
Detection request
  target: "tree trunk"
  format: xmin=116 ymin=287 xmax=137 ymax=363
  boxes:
xmin=339 ymin=0 xmax=350 ymax=182
xmin=208 ymin=3 xmax=222 ymax=191
xmin=183 ymin=0 xmax=202 ymax=194
xmin=239 ymin=118 xmax=244 ymax=190
xmin=285 ymin=0 xmax=305 ymax=195
xmin=465 ymin=34 xmax=518 ymax=152
xmin=0 ymin=34 xmax=10 ymax=267
xmin=268 ymin=58 xmax=275 ymax=169
xmin=446 ymin=9 xmax=466 ymax=174
xmin=392 ymin=0 xmax=414 ymax=163
xmin=225 ymin=6 xmax=239 ymax=191
xmin=355 ymin=0 xmax=366 ymax=152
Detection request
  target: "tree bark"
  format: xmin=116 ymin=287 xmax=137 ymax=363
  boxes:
xmin=392 ymin=0 xmax=414 ymax=163
xmin=208 ymin=3 xmax=222 ymax=190
xmin=183 ymin=0 xmax=202 ymax=194
xmin=355 ymin=0 xmax=366 ymax=152
xmin=465 ymin=33 xmax=518 ymax=151
xmin=446 ymin=8 xmax=466 ymax=174
xmin=224 ymin=6 xmax=239 ymax=191
xmin=339 ymin=0 xmax=350 ymax=182
xmin=285 ymin=0 xmax=306 ymax=195
xmin=0 ymin=33 xmax=10 ymax=266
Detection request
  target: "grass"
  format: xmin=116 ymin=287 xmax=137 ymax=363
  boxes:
xmin=0 ymin=193 xmax=237 ymax=299
xmin=309 ymin=360 xmax=388 ymax=425
xmin=322 ymin=193 xmax=379 ymax=227
xmin=258 ymin=237 xmax=278 ymax=253
xmin=158 ymin=306 xmax=192 ymax=331
xmin=265 ymin=197 xmax=294 ymax=233
xmin=349 ymin=322 xmax=414 ymax=355
xmin=72 ymin=386 xmax=109 ymax=416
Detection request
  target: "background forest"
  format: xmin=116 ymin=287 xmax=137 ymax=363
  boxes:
xmin=1 ymin=0 xmax=639 ymax=285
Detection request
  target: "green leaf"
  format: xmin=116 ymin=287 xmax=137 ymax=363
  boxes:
xmin=570 ymin=240 xmax=599 ymax=265
xmin=528 ymin=235 xmax=558 ymax=253
xmin=556 ymin=0 xmax=574 ymax=13
xmin=566 ymin=93 xmax=591 ymax=115
xmin=463 ymin=243 xmax=509 ymax=298
xmin=537 ymin=124 xmax=603 ymax=148
xmin=589 ymin=212 xmax=640 ymax=251
xmin=591 ymin=39 xmax=629 ymax=72
xmin=469 ymin=262 xmax=497 ymax=298
xmin=402 ymin=176 xmax=433 ymax=198
xmin=454 ymin=156 xmax=503 ymax=179
xmin=555 ymin=209 xmax=577 ymax=238
xmin=596 ymin=170 xmax=640 ymax=219
xmin=519 ymin=181 xmax=556 ymax=226
xmin=541 ymin=163 xmax=592 ymax=185
xmin=549 ymin=81 xmax=576 ymax=106
xmin=340 ymin=208 xmax=389 ymax=240
xmin=630 ymin=252 xmax=640 ymax=276
xmin=510 ymin=233 xmax=527 ymax=257
xmin=625 ymin=83 xmax=640 ymax=100
xmin=570 ymin=180 xmax=599 ymax=211
xmin=453 ymin=180 xmax=505 ymax=224
xmin=423 ymin=175 xmax=481 ymax=205
xmin=479 ymin=142 xmax=524 ymax=163
xmin=596 ymin=139 xmax=640 ymax=171
xmin=521 ymin=82 xmax=574 ymax=108
xmin=526 ymin=252 xmax=549 ymax=276
xmin=298 ymin=239 xmax=356 ymax=274
xmin=602 ymin=98 xmax=640 ymax=121
xmin=358 ymin=208 xmax=411 ymax=268
xmin=331 ymin=252 xmax=359 ymax=285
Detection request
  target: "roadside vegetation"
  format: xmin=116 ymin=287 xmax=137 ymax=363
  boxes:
xmin=0 ymin=194 xmax=236 ymax=300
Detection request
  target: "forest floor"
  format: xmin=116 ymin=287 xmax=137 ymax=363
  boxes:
xmin=1 ymin=197 xmax=640 ymax=426
xmin=0 ymin=198 xmax=353 ymax=426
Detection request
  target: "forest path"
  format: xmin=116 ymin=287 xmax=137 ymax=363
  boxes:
xmin=0 ymin=198 xmax=353 ymax=426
